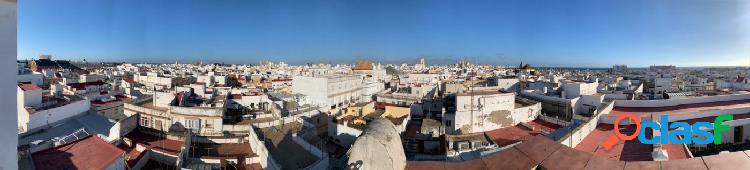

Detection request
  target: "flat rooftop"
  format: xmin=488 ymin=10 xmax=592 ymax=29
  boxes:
xmin=484 ymin=119 xmax=563 ymax=147
xmin=32 ymin=135 xmax=125 ymax=170
xmin=611 ymin=99 xmax=750 ymax=117
xmin=136 ymin=99 xmax=169 ymax=111
xmin=574 ymin=124 xmax=691 ymax=161
xmin=118 ymin=144 xmax=147 ymax=167
xmin=456 ymin=90 xmax=509 ymax=96
xmin=190 ymin=142 xmax=257 ymax=158
xmin=258 ymin=122 xmax=317 ymax=169
xmin=124 ymin=129 xmax=184 ymax=154
xmin=407 ymin=135 xmax=750 ymax=170
xmin=92 ymin=95 xmax=132 ymax=107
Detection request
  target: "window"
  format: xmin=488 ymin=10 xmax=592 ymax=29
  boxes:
xmin=185 ymin=119 xmax=201 ymax=130
xmin=445 ymin=120 xmax=452 ymax=127
xmin=141 ymin=117 xmax=150 ymax=127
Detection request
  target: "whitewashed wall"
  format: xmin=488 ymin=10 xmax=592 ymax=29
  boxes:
xmin=24 ymin=99 xmax=90 ymax=133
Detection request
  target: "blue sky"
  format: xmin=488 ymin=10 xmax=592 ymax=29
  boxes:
xmin=18 ymin=0 xmax=750 ymax=67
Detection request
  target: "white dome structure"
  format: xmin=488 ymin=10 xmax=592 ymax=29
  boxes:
xmin=345 ymin=118 xmax=406 ymax=170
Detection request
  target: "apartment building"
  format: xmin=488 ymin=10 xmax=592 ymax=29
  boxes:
xmin=292 ymin=75 xmax=364 ymax=110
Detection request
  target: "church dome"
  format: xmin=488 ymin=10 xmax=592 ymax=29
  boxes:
xmin=352 ymin=60 xmax=374 ymax=70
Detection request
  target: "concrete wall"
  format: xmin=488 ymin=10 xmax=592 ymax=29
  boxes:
xmin=496 ymin=78 xmax=520 ymax=92
xmin=292 ymin=133 xmax=325 ymax=158
xmin=513 ymin=102 xmax=542 ymax=124
xmin=23 ymin=99 xmax=90 ymax=133
xmin=578 ymin=95 xmax=604 ymax=115
xmin=0 ymin=1 xmax=17 ymax=168
xmin=247 ymin=128 xmax=281 ymax=170
xmin=19 ymin=87 xmax=42 ymax=107
xmin=559 ymin=102 xmax=613 ymax=148
xmin=328 ymin=120 xmax=363 ymax=147
xmin=148 ymin=148 xmax=179 ymax=166
xmin=130 ymin=150 xmax=151 ymax=170
xmin=563 ymin=82 xmax=598 ymax=99
xmin=452 ymin=93 xmax=515 ymax=134
xmin=292 ymin=76 xmax=329 ymax=107
xmin=113 ymin=115 xmax=138 ymax=140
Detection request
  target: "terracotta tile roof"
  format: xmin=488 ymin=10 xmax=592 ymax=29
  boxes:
xmin=583 ymin=155 xmax=626 ymax=170
xmin=32 ymin=135 xmax=125 ymax=170
xmin=118 ymin=144 xmax=147 ymax=167
xmin=514 ymin=135 xmax=564 ymax=164
xmin=574 ymin=124 xmax=653 ymax=161
xmin=66 ymin=81 xmax=106 ymax=89
xmin=124 ymin=130 xmax=184 ymax=154
xmin=18 ymin=82 xmax=42 ymax=91
xmin=407 ymin=132 xmax=750 ymax=170
xmin=660 ymin=157 xmax=707 ymax=170
xmin=352 ymin=60 xmax=373 ymax=70
xmin=484 ymin=119 xmax=562 ymax=147
xmin=702 ymin=151 xmax=750 ymax=169
xmin=540 ymin=147 xmax=592 ymax=170
xmin=480 ymin=147 xmax=537 ymax=170
xmin=623 ymin=161 xmax=660 ymax=170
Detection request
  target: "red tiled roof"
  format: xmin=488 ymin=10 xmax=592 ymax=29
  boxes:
xmin=701 ymin=151 xmax=750 ymax=169
xmin=352 ymin=60 xmax=374 ymax=70
xmin=540 ymin=147 xmax=593 ymax=170
xmin=376 ymin=102 xmax=400 ymax=109
xmin=124 ymin=130 xmax=184 ymax=154
xmin=408 ymin=135 xmax=750 ymax=170
xmin=67 ymin=81 xmax=106 ymax=89
xmin=660 ymin=157 xmax=707 ymax=170
xmin=32 ymin=135 xmax=125 ymax=170
xmin=623 ymin=161 xmax=659 ymax=170
xmin=485 ymin=119 xmax=562 ymax=147
xmin=407 ymin=136 xmax=550 ymax=170
xmin=118 ymin=144 xmax=147 ymax=167
xmin=574 ymin=124 xmax=654 ymax=161
xmin=18 ymin=82 xmax=41 ymax=91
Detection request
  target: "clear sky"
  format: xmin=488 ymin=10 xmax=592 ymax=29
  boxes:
xmin=18 ymin=0 xmax=750 ymax=67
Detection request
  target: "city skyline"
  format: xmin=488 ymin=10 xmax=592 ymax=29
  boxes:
xmin=18 ymin=0 xmax=750 ymax=67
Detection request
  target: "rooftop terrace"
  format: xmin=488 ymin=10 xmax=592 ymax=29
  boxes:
xmin=611 ymin=99 xmax=750 ymax=117
xmin=484 ymin=119 xmax=563 ymax=147
xmin=406 ymin=135 xmax=750 ymax=170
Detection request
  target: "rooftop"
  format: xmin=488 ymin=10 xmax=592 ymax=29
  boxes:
xmin=18 ymin=82 xmax=41 ymax=91
xmin=124 ymin=129 xmax=184 ymax=154
xmin=611 ymin=99 xmax=750 ymax=117
xmin=91 ymin=95 xmax=131 ymax=107
xmin=407 ymin=135 xmax=750 ymax=170
xmin=189 ymin=142 xmax=257 ymax=158
xmin=32 ymin=135 xmax=125 ymax=170
xmin=484 ymin=119 xmax=563 ymax=147
xmin=456 ymin=90 xmax=509 ymax=96
xmin=573 ymin=124 xmax=691 ymax=161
